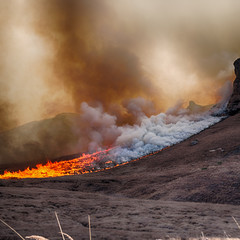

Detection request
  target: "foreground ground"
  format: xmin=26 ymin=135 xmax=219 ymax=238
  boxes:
xmin=0 ymin=113 xmax=240 ymax=239
xmin=1 ymin=187 xmax=240 ymax=239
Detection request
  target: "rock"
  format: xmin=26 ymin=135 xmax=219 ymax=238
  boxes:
xmin=227 ymin=58 xmax=240 ymax=115
xmin=190 ymin=139 xmax=199 ymax=146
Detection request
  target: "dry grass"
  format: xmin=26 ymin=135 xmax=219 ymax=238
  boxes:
xmin=55 ymin=211 xmax=66 ymax=240
xmin=88 ymin=215 xmax=92 ymax=240
xmin=1 ymin=214 xmax=240 ymax=240
xmin=0 ymin=218 xmax=25 ymax=240
xmin=0 ymin=212 xmax=75 ymax=240
xmin=26 ymin=236 xmax=49 ymax=240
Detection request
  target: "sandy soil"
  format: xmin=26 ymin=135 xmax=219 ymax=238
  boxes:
xmin=1 ymin=113 xmax=240 ymax=239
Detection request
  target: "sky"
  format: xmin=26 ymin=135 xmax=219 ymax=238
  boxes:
xmin=0 ymin=0 xmax=240 ymax=131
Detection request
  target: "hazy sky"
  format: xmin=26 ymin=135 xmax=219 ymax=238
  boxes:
xmin=0 ymin=0 xmax=240 ymax=130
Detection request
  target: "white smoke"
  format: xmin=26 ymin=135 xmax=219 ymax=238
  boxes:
xmin=122 ymin=97 xmax=157 ymax=123
xmin=111 ymin=111 xmax=222 ymax=163
xmin=79 ymin=97 xmax=225 ymax=164
xmin=210 ymin=80 xmax=233 ymax=115
xmin=80 ymin=102 xmax=121 ymax=152
xmin=78 ymin=98 xmax=156 ymax=152
xmin=80 ymin=104 xmax=222 ymax=164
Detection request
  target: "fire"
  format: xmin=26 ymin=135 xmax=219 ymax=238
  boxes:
xmin=0 ymin=148 xmax=115 ymax=179
xmin=0 ymin=147 xmax=169 ymax=179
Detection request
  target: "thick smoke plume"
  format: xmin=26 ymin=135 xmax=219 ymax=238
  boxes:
xmin=1 ymin=0 xmax=240 ymax=129
xmin=31 ymin=0 xmax=159 ymax=126
xmin=1 ymin=0 xmax=240 ymax=168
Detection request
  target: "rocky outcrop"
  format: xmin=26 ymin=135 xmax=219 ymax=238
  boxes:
xmin=227 ymin=58 xmax=240 ymax=115
xmin=187 ymin=101 xmax=213 ymax=114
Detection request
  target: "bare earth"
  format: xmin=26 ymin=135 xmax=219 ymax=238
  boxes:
xmin=1 ymin=113 xmax=240 ymax=239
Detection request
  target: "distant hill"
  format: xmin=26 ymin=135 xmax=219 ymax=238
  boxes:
xmin=0 ymin=113 xmax=84 ymax=171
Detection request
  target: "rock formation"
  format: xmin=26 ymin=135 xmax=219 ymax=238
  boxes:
xmin=227 ymin=58 xmax=240 ymax=115
xmin=187 ymin=101 xmax=213 ymax=114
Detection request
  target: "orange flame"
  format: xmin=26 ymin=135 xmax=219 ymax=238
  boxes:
xmin=0 ymin=147 xmax=169 ymax=179
xmin=0 ymin=148 xmax=115 ymax=179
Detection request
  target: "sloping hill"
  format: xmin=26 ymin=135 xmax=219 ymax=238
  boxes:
xmin=9 ymin=112 xmax=239 ymax=204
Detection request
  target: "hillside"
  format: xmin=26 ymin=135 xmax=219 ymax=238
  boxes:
xmin=1 ymin=113 xmax=240 ymax=239
xmin=0 ymin=113 xmax=84 ymax=172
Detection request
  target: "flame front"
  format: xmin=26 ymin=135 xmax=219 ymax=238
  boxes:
xmin=0 ymin=148 xmax=115 ymax=179
xmin=0 ymin=147 xmax=169 ymax=179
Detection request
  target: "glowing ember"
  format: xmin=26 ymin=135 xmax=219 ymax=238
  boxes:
xmin=0 ymin=148 xmax=115 ymax=179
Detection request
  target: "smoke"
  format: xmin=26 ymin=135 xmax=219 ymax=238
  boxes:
xmin=0 ymin=100 xmax=17 ymax=132
xmin=76 ymin=101 xmax=223 ymax=163
xmin=217 ymin=81 xmax=233 ymax=106
xmin=112 ymin=112 xmax=221 ymax=163
xmin=0 ymin=0 xmax=58 ymax=130
xmin=73 ymin=98 xmax=156 ymax=153
xmin=209 ymin=81 xmax=233 ymax=115
xmin=29 ymin=0 xmax=160 ymax=126
xmin=122 ymin=97 xmax=157 ymax=123
xmin=76 ymin=101 xmax=223 ymax=164
xmin=78 ymin=102 xmax=121 ymax=152
xmin=1 ymin=0 xmax=240 ymax=129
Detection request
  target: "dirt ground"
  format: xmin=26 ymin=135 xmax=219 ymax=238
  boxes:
xmin=1 ymin=187 xmax=240 ymax=240
xmin=1 ymin=113 xmax=240 ymax=239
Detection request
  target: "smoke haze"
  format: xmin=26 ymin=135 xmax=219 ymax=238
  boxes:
xmin=0 ymin=0 xmax=240 ymax=130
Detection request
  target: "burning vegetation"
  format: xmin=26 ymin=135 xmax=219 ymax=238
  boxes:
xmin=0 ymin=149 xmax=116 ymax=179
xmin=0 ymin=147 xmax=169 ymax=179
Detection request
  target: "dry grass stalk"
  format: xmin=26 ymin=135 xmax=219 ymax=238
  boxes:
xmin=232 ymin=216 xmax=240 ymax=231
xmin=25 ymin=236 xmax=49 ymax=240
xmin=55 ymin=211 xmax=66 ymax=240
xmin=0 ymin=218 xmax=25 ymax=240
xmin=62 ymin=232 xmax=74 ymax=240
xmin=88 ymin=215 xmax=92 ymax=240
xmin=223 ymin=230 xmax=230 ymax=240
xmin=201 ymin=231 xmax=206 ymax=240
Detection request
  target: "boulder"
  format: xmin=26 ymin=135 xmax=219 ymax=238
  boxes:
xmin=227 ymin=58 xmax=240 ymax=115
